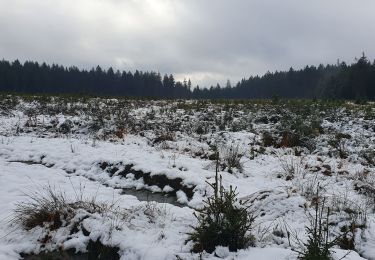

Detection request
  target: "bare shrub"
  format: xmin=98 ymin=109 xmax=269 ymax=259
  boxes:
xmin=328 ymin=135 xmax=349 ymax=159
xmin=141 ymin=201 xmax=169 ymax=226
xmin=153 ymin=130 xmax=176 ymax=145
xmin=329 ymin=190 xmax=368 ymax=251
xmin=277 ymin=114 xmax=321 ymax=151
xmin=278 ymin=152 xmax=306 ymax=180
xmin=24 ymin=109 xmax=38 ymax=128
xmin=293 ymin=174 xmax=322 ymax=201
xmin=352 ymin=169 xmax=375 ymax=212
xmin=12 ymin=184 xmax=112 ymax=230
xmin=221 ymin=144 xmax=245 ymax=173
xmin=330 ymin=190 xmax=368 ymax=225
xmin=262 ymin=131 xmax=276 ymax=147
xmin=360 ymin=149 xmax=375 ymax=167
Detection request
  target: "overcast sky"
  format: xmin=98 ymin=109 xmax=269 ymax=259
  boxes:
xmin=1 ymin=0 xmax=375 ymax=87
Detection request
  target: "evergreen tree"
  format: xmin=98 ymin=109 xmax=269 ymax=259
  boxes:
xmin=1 ymin=55 xmax=374 ymax=100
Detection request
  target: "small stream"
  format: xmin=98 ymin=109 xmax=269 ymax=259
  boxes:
xmin=9 ymin=160 xmax=182 ymax=260
xmin=8 ymin=160 xmax=184 ymax=207
xmin=21 ymin=240 xmax=120 ymax=260
xmin=22 ymin=251 xmax=89 ymax=260
xmin=121 ymin=188 xmax=182 ymax=206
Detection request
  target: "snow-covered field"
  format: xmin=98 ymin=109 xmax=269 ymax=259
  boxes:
xmin=0 ymin=96 xmax=374 ymax=259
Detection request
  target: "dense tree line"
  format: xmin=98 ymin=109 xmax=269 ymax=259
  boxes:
xmin=0 ymin=60 xmax=191 ymax=98
xmin=193 ymin=54 xmax=375 ymax=100
xmin=1 ymin=54 xmax=374 ymax=99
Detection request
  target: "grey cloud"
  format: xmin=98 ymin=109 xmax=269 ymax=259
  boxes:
xmin=1 ymin=0 xmax=375 ymax=87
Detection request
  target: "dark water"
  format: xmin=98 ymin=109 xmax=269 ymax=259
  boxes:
xmin=21 ymin=240 xmax=120 ymax=260
xmin=22 ymin=251 xmax=88 ymax=260
xmin=121 ymin=188 xmax=183 ymax=206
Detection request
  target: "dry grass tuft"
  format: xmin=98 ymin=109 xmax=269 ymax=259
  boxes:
xmin=12 ymin=184 xmax=112 ymax=230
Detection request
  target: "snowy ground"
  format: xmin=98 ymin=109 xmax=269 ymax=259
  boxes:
xmin=0 ymin=96 xmax=374 ymax=259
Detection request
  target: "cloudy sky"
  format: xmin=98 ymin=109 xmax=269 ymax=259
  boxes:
xmin=1 ymin=0 xmax=375 ymax=87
